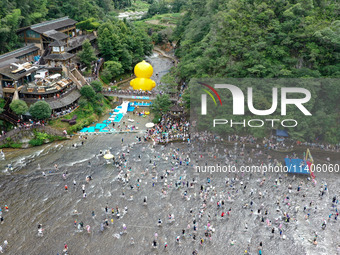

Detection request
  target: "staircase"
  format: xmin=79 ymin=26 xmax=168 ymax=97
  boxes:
xmin=39 ymin=47 xmax=51 ymax=65
xmin=0 ymin=99 xmax=20 ymax=125
xmin=94 ymin=58 xmax=104 ymax=78
xmin=0 ymin=112 xmax=19 ymax=125
xmin=65 ymin=66 xmax=90 ymax=90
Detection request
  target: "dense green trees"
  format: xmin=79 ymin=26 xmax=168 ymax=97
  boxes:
xmin=151 ymin=94 xmax=171 ymax=115
xmin=97 ymin=20 xmax=153 ymax=81
xmin=78 ymin=40 xmax=97 ymax=69
xmin=0 ymin=9 xmax=22 ymax=54
xmin=10 ymin=100 xmax=28 ymax=115
xmin=159 ymin=72 xmax=178 ymax=94
xmin=76 ymin=18 xmax=100 ymax=32
xmin=113 ymin=0 xmax=132 ymax=10
xmin=174 ymin=0 xmax=340 ymax=79
xmin=29 ymin=101 xmax=52 ymax=120
xmin=80 ymin=85 xmax=96 ymax=100
xmin=101 ymin=61 xmax=124 ymax=82
xmin=90 ymin=80 xmax=103 ymax=92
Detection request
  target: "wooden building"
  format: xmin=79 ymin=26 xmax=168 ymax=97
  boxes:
xmin=44 ymin=40 xmax=74 ymax=67
xmin=0 ymin=45 xmax=40 ymax=69
xmin=17 ymin=17 xmax=77 ymax=51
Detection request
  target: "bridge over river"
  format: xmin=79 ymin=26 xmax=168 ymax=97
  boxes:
xmin=101 ymin=92 xmax=177 ymax=101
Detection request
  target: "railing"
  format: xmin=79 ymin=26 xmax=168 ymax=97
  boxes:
xmin=0 ymin=113 xmax=19 ymax=125
xmin=101 ymin=91 xmax=178 ymax=101
xmin=22 ymin=85 xmax=77 ymax=103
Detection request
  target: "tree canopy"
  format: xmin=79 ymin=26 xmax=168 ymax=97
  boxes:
xmin=97 ymin=20 xmax=153 ymax=72
xmin=101 ymin=61 xmax=124 ymax=82
xmin=29 ymin=101 xmax=52 ymax=120
xmin=151 ymin=94 xmax=172 ymax=115
xmin=90 ymin=80 xmax=103 ymax=92
xmin=173 ymin=0 xmax=340 ymax=79
xmin=77 ymin=39 xmax=97 ymax=68
xmin=80 ymin=85 xmax=96 ymax=100
xmin=10 ymin=100 xmax=28 ymax=115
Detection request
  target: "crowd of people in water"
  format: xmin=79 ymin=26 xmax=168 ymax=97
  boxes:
xmin=1 ymin=110 xmax=340 ymax=254
xmin=30 ymin=120 xmax=337 ymax=254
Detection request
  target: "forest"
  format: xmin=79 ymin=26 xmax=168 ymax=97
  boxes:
xmin=170 ymin=0 xmax=340 ymax=143
xmin=173 ymin=0 xmax=340 ymax=79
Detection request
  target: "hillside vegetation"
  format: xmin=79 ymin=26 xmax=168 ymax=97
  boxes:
xmin=173 ymin=0 xmax=340 ymax=78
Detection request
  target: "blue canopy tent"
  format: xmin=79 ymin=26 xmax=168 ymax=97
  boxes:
xmin=284 ymin=158 xmax=310 ymax=174
xmin=276 ymin=130 xmax=289 ymax=137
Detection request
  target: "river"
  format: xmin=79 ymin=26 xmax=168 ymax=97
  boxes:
xmin=0 ymin=52 xmax=340 ymax=255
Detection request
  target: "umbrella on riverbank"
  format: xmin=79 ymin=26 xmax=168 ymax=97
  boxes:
xmin=145 ymin=123 xmax=155 ymax=128
xmin=104 ymin=154 xmax=114 ymax=159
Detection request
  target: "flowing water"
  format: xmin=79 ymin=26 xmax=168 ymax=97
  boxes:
xmin=1 ymin=135 xmax=340 ymax=255
xmin=0 ymin=53 xmax=339 ymax=254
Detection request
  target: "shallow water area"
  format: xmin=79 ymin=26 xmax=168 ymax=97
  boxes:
xmin=0 ymin=133 xmax=339 ymax=254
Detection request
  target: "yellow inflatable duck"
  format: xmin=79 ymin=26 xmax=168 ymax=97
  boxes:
xmin=130 ymin=60 xmax=156 ymax=91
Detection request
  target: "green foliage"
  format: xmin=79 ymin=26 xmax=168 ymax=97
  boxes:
xmin=152 ymin=114 xmax=161 ymax=123
xmin=174 ymin=0 xmax=340 ymax=79
xmin=146 ymin=0 xmax=169 ymax=17
xmin=35 ymin=131 xmax=49 ymax=140
xmin=10 ymin=100 xmax=28 ymax=115
xmin=29 ymin=101 xmax=52 ymax=120
xmin=159 ymin=72 xmax=178 ymax=93
xmin=113 ymin=0 xmax=132 ymax=9
xmin=80 ymin=85 xmax=96 ymax=100
xmin=100 ymin=74 xmax=110 ymax=84
xmin=76 ymin=17 xmax=100 ymax=31
xmin=102 ymin=61 xmax=123 ymax=81
xmin=126 ymin=0 xmax=150 ymax=12
xmin=151 ymin=32 xmax=163 ymax=44
xmin=0 ymin=137 xmax=22 ymax=148
xmin=95 ymin=93 xmax=104 ymax=101
xmin=77 ymin=39 xmax=97 ymax=68
xmin=0 ymin=9 xmax=23 ymax=54
xmin=90 ymin=80 xmax=103 ymax=92
xmin=29 ymin=138 xmax=44 ymax=146
xmin=78 ymin=98 xmax=88 ymax=108
xmin=150 ymin=94 xmax=171 ymax=115
xmin=134 ymin=20 xmax=166 ymax=34
xmin=181 ymin=87 xmax=190 ymax=110
xmin=0 ymin=98 xmax=6 ymax=108
xmin=46 ymin=0 xmax=113 ymax=21
xmin=97 ymin=20 xmax=153 ymax=71
xmin=28 ymin=131 xmax=66 ymax=146
xmin=94 ymin=105 xmax=103 ymax=115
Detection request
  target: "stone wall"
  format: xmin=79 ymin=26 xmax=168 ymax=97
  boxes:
xmin=0 ymin=126 xmax=65 ymax=147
